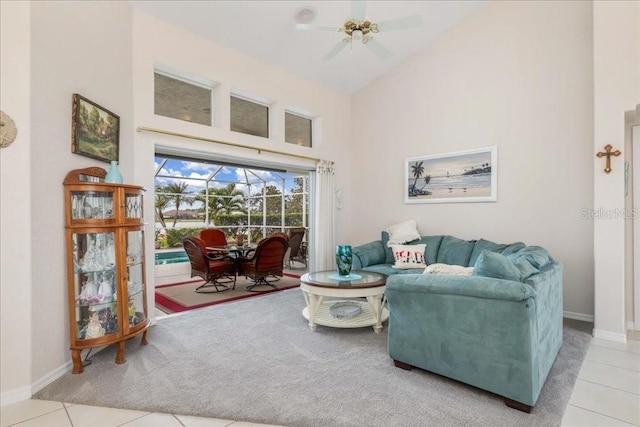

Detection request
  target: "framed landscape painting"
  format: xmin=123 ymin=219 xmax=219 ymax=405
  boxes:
xmin=72 ymin=94 xmax=119 ymax=163
xmin=405 ymin=146 xmax=497 ymax=204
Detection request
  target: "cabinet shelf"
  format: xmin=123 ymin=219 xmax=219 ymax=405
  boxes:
xmin=128 ymin=290 xmax=143 ymax=298
xmin=75 ymin=297 xmax=117 ymax=308
xmin=64 ymin=167 xmax=149 ymax=374
xmin=75 ymin=266 xmax=117 ymax=274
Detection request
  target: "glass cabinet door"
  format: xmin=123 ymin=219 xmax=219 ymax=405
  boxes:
xmin=125 ymin=230 xmax=146 ymax=329
xmin=124 ymin=191 xmax=143 ymax=221
xmin=72 ymin=231 xmax=118 ymax=340
xmin=70 ymin=190 xmax=115 ymax=220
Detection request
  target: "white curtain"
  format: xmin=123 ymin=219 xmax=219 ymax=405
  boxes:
xmin=311 ymin=160 xmax=335 ymax=271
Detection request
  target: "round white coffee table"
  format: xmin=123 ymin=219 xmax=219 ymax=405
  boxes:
xmin=300 ymin=270 xmax=388 ymax=333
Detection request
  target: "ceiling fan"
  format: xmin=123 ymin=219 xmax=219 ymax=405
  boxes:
xmin=294 ymin=1 xmax=423 ymax=61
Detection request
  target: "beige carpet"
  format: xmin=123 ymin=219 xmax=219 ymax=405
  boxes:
xmin=35 ymin=289 xmax=592 ymax=427
xmin=155 ymin=273 xmax=300 ymax=313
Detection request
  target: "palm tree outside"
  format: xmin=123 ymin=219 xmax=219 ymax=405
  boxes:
xmin=154 ymin=184 xmax=171 ymax=229
xmin=196 ymin=183 xmax=247 ymax=226
xmin=163 ymin=182 xmax=194 ymax=227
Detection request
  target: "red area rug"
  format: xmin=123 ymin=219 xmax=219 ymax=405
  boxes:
xmin=155 ymin=272 xmax=300 ymax=314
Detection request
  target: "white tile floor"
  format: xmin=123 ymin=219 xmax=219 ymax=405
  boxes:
xmin=0 ymin=400 xmax=286 ymax=427
xmin=561 ymin=335 xmax=640 ymax=426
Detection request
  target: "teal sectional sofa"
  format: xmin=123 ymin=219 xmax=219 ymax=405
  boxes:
xmin=351 ymin=232 xmax=563 ymax=412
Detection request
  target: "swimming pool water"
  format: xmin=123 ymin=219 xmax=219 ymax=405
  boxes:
xmin=155 ymin=250 xmax=189 ymax=265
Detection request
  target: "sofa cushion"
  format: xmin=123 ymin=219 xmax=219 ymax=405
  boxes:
xmin=352 ymin=240 xmax=386 ymax=268
xmin=508 ymin=256 xmax=539 ymax=280
xmin=473 ymin=249 xmax=522 ymax=282
xmin=391 ymin=244 xmax=427 ymax=269
xmin=501 ymin=242 xmax=526 ymax=256
xmin=418 ymin=235 xmax=444 ymax=265
xmin=362 ymin=264 xmax=424 ymax=276
xmin=509 ymin=246 xmax=553 ymax=269
xmin=381 ymin=231 xmax=395 ymax=264
xmin=385 ymin=219 xmax=421 ymax=246
xmin=468 ymin=238 xmax=508 ymax=266
xmin=436 ymin=235 xmax=475 ymax=266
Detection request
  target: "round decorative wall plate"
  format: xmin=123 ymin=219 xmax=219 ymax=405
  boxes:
xmin=0 ymin=111 xmax=18 ymax=148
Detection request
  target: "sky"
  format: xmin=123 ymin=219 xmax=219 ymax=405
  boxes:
xmin=154 ymin=157 xmax=307 ymax=210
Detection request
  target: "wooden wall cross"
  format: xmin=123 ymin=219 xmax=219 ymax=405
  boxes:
xmin=596 ymin=144 xmax=621 ymax=174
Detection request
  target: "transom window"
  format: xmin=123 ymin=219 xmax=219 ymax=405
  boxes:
xmin=230 ymin=95 xmax=269 ymax=138
xmin=154 ymin=72 xmax=212 ymax=126
xmin=285 ymin=111 xmax=312 ymax=147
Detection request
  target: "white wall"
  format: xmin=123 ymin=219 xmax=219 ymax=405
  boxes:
xmin=131 ymin=10 xmax=352 ymax=300
xmin=28 ymin=1 xmax=133 ymax=390
xmin=593 ymin=0 xmax=640 ymax=342
xmin=350 ymin=1 xmax=595 ymax=317
xmin=0 ymin=0 xmax=33 ymax=404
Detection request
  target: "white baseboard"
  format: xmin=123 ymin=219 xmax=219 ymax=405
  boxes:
xmin=0 ymin=384 xmax=32 ymax=407
xmin=0 ymin=360 xmax=72 ymax=407
xmin=593 ymin=328 xmax=627 ymax=344
xmin=563 ymin=311 xmax=594 ymax=322
xmin=31 ymin=361 xmax=72 ymax=396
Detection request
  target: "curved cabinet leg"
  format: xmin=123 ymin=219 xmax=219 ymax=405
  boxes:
xmin=71 ymin=350 xmax=84 ymax=374
xmin=140 ymin=330 xmax=148 ymax=346
xmin=115 ymin=341 xmax=126 ymax=364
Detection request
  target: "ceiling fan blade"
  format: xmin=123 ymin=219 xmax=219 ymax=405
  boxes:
xmin=323 ymin=40 xmax=349 ymax=61
xmin=295 ymin=23 xmax=341 ymax=32
xmin=376 ymin=15 xmax=423 ymax=32
xmin=365 ymin=38 xmax=393 ymax=60
xmin=351 ymin=0 xmax=366 ymax=21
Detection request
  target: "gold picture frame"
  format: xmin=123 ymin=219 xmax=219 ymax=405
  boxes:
xmin=72 ymin=94 xmax=119 ymax=163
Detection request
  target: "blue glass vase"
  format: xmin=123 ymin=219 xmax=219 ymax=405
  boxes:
xmin=105 ymin=160 xmax=123 ymax=183
xmin=336 ymin=245 xmax=353 ymax=276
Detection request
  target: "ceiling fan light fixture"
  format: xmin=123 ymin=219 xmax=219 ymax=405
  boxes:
xmin=294 ymin=6 xmax=316 ymax=24
xmin=295 ymin=2 xmax=423 ymax=61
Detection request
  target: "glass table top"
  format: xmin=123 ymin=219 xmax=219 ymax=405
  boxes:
xmin=300 ymin=270 xmax=386 ymax=289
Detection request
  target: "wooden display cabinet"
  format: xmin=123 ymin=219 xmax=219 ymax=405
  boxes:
xmin=63 ymin=167 xmax=149 ymax=373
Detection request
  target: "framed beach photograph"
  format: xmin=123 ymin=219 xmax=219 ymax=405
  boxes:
xmin=405 ymin=146 xmax=497 ymax=204
xmin=72 ymin=94 xmax=119 ymax=163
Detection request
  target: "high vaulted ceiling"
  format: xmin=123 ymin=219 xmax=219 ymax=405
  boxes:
xmin=132 ymin=0 xmax=490 ymax=95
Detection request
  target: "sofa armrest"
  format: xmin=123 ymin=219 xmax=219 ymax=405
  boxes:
xmin=386 ymin=274 xmax=536 ymax=302
xmin=352 ymin=240 xmax=386 ymax=269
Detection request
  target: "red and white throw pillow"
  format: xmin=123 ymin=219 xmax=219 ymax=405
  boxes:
xmin=391 ymin=244 xmax=427 ymax=269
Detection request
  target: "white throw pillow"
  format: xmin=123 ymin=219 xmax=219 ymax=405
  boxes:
xmin=385 ymin=219 xmax=420 ymax=247
xmin=391 ymin=244 xmax=427 ymax=269
xmin=423 ymin=263 xmax=474 ymax=276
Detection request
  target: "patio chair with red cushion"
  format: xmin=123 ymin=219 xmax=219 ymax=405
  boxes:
xmin=183 ymin=236 xmax=236 ymax=293
xmin=199 ymin=228 xmax=228 ymax=248
xmin=236 ymin=235 xmax=289 ymax=292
